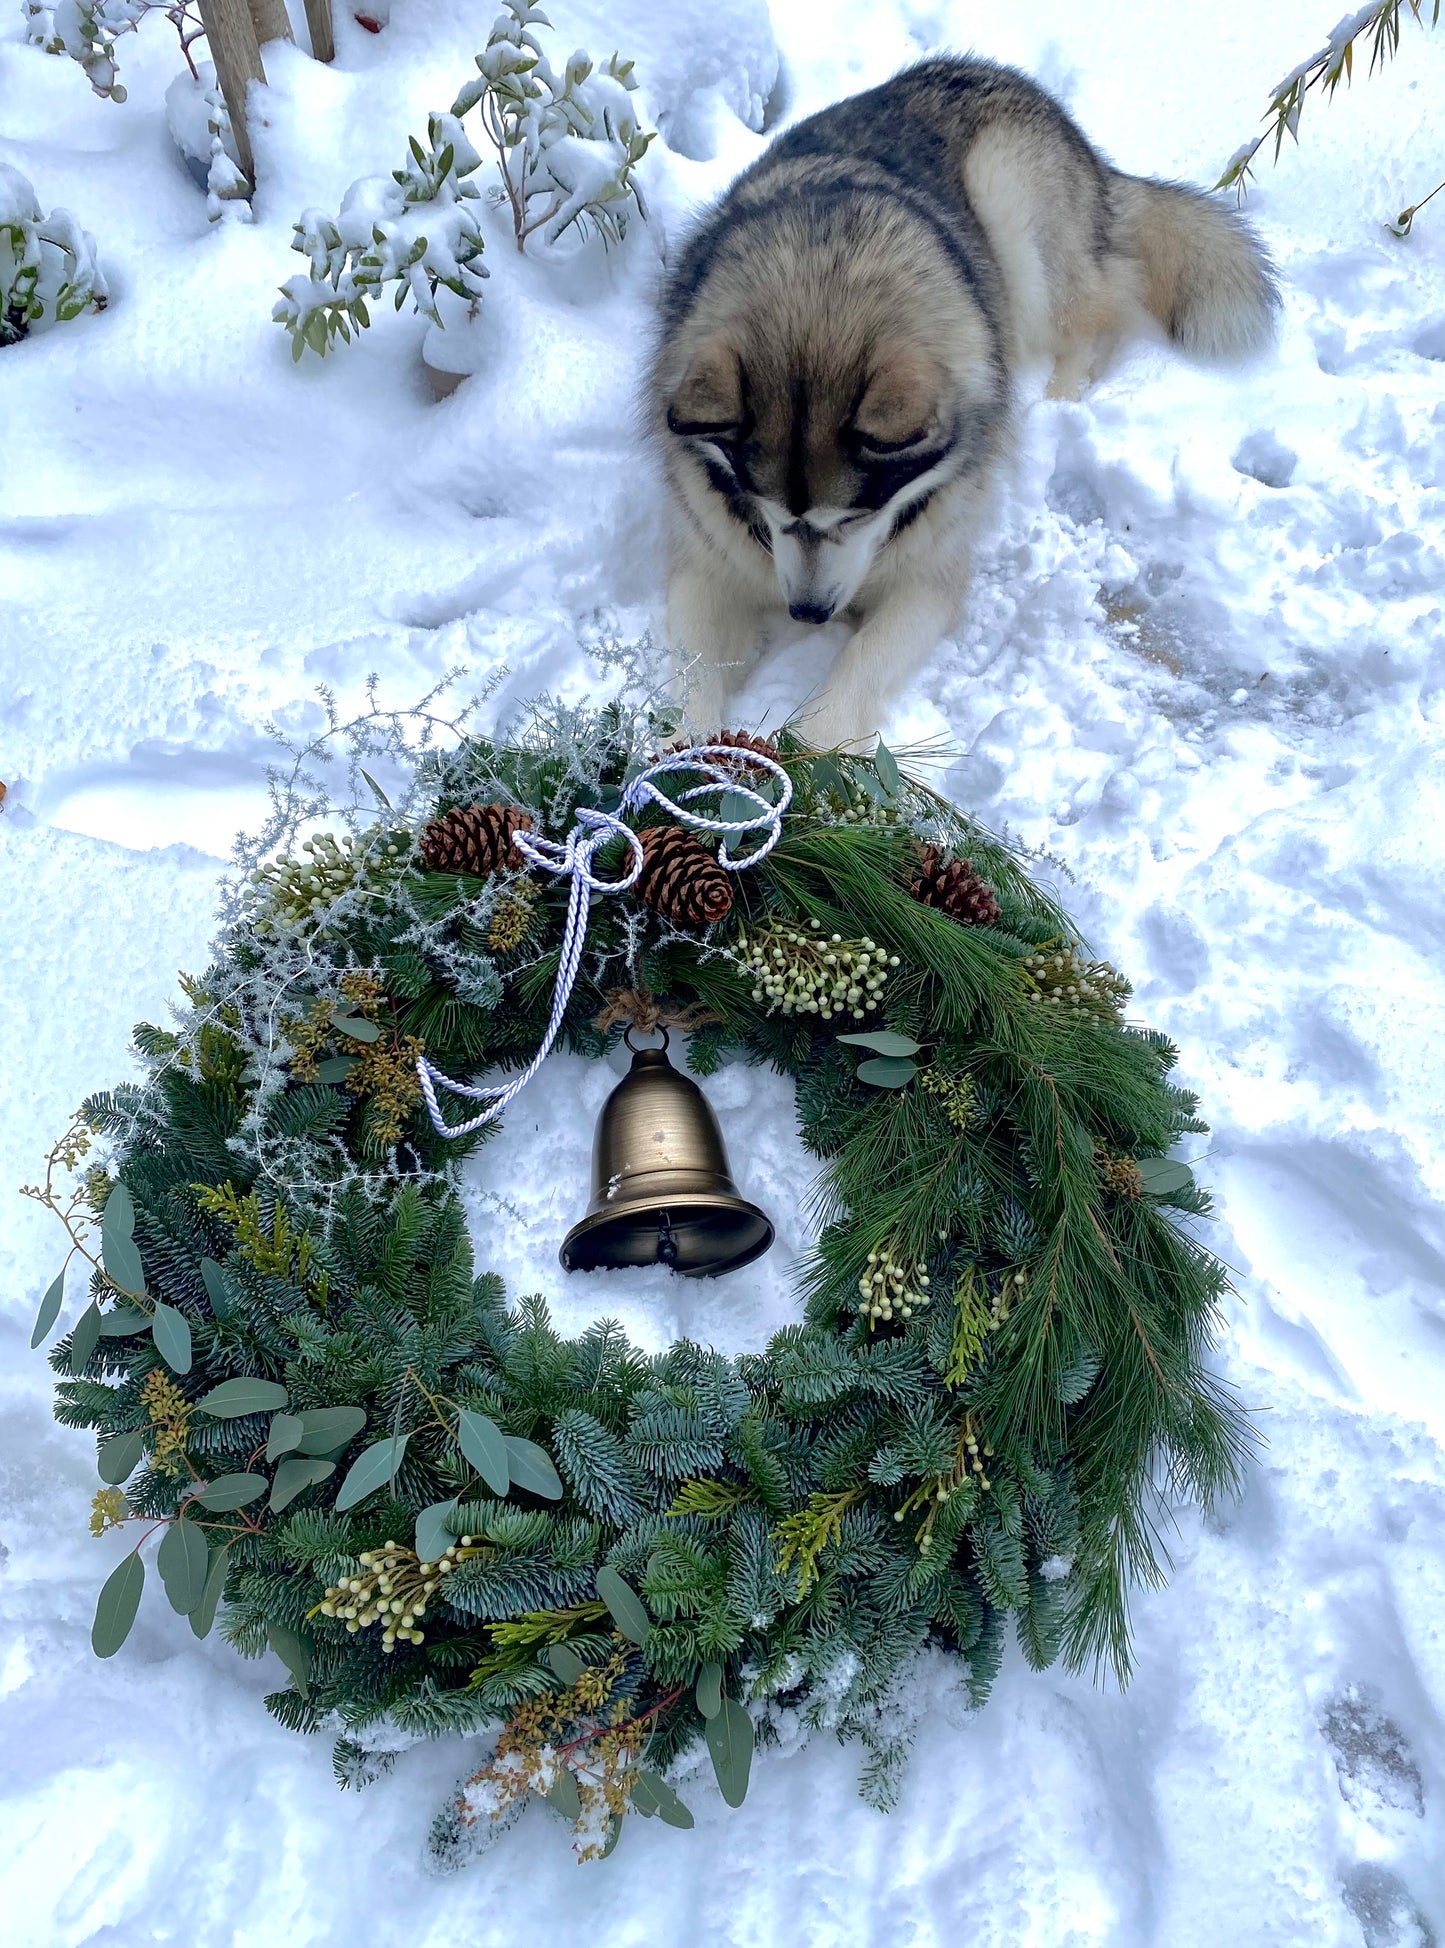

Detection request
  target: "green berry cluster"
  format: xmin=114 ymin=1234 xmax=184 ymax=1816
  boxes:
xmin=1022 ymin=949 xmax=1129 ymax=1022
xmin=319 ymin=1537 xmax=472 ymax=1651
xmin=736 ymin=918 xmax=897 ymax=1021
xmin=246 ymin=829 xmax=412 ymax=934
xmin=918 ymin=1067 xmax=976 ymax=1130
xmin=858 ymin=1245 xmax=931 ymax=1324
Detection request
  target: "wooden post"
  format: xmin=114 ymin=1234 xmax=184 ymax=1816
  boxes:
xmin=197 ymin=0 xmax=265 ymax=183
xmin=247 ymin=0 xmax=294 ymax=46
xmin=302 ymin=0 xmax=334 ymax=63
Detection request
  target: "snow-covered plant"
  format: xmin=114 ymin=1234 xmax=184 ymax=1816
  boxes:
xmin=1218 ymin=0 xmax=1440 ymax=209
xmin=275 ymin=3 xmax=654 ymax=359
xmin=30 ymin=0 xmax=207 ymax=101
xmin=1 ymin=164 xmax=108 ymax=347
xmin=274 ymin=114 xmax=489 ymax=359
xmin=456 ymin=0 xmax=655 ymax=253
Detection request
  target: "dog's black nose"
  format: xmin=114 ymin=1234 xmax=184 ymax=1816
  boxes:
xmin=788 ymin=600 xmax=834 ymax=625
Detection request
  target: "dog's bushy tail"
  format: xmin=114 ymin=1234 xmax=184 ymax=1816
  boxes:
xmin=1115 ymin=176 xmax=1279 ymax=362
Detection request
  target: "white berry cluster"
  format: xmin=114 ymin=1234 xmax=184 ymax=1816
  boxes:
xmin=1021 ymin=949 xmax=1129 ymax=1022
xmin=857 ymin=1245 xmax=931 ymax=1324
xmin=736 ymin=918 xmax=898 ymax=1021
xmin=247 ymin=829 xmax=412 ymax=935
xmin=319 ymin=1537 xmax=472 ymax=1651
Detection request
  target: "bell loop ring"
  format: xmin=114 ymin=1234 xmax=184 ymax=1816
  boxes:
xmin=623 ymin=1024 xmax=670 ymax=1054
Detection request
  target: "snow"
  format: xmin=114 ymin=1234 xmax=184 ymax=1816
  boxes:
xmin=4 ymin=0 xmax=1445 ymax=1941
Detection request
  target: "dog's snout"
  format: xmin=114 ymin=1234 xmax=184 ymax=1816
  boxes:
xmin=788 ymin=600 xmax=835 ymax=625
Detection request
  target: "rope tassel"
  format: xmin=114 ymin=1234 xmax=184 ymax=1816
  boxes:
xmin=416 ymin=745 xmax=792 ymax=1139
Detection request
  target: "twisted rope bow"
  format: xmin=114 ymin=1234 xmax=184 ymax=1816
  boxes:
xmin=416 ymin=745 xmax=793 ymax=1138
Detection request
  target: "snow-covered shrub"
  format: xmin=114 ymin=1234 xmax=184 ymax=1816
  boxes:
xmin=275 ymin=1 xmax=654 ymax=360
xmin=274 ymin=115 xmax=489 ymax=359
xmin=1 ymin=164 xmax=108 ymax=346
xmin=164 ymin=66 xmax=251 ymax=223
xmin=30 ymin=0 xmax=207 ymax=104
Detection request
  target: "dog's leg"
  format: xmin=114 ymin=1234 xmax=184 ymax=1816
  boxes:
xmin=799 ymin=567 xmax=965 ymax=751
xmin=668 ymin=561 xmax=767 ymax=734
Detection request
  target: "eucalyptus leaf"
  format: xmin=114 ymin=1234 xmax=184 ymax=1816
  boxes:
xmin=695 ymin=1660 xmax=723 ymax=1721
xmin=199 ymin=1258 xmax=240 ymax=1319
xmin=101 ymin=1182 xmax=145 ymax=1299
xmin=97 ymin=1428 xmax=146 ymax=1485
xmin=856 ymin=1056 xmax=918 ymax=1088
xmin=189 ymin=1541 xmax=230 ymax=1639
xmin=415 ymin=1499 xmax=458 ymax=1563
xmin=69 ymin=1301 xmax=102 ymax=1371
xmin=92 ymin=1552 xmax=144 ymax=1657
xmin=705 ymin=1695 xmax=754 ymax=1808
xmin=157 ymin=1516 xmax=209 ymax=1615
xmin=293 ymin=1406 xmax=367 ymax=1455
xmin=837 ymin=1030 xmax=921 ymax=1058
xmin=316 ymin=1056 xmax=358 ymax=1085
xmin=718 ymin=788 xmax=762 ymax=828
xmin=595 ymin=1565 xmax=651 ymax=1646
xmin=151 ymin=1301 xmax=192 ymax=1374
xmin=97 ymin=1303 xmax=150 ymax=1337
xmin=811 ymin=756 xmax=847 ymax=796
xmin=545 ymin=1642 xmax=584 ymax=1685
xmin=196 ymin=1377 xmax=289 ymax=1418
xmin=266 ymin=1412 xmax=304 ymax=1462
xmin=269 ymin=1456 xmax=336 ymax=1513
xmin=265 ymin=1619 xmax=311 ymax=1699
xmin=332 ymin=1016 xmax=382 ymax=1044
xmin=502 ymin=1435 xmax=562 ymax=1501
xmin=873 ymin=740 xmax=902 ymax=798
xmin=456 ymin=1407 xmax=509 ymax=1495
xmin=632 ymin=1768 xmax=694 ymax=1830
xmin=31 ymin=1268 xmax=65 ymax=1349
xmin=599 ymin=1812 xmax=624 ymax=1859
xmin=334 ymin=1434 xmax=408 ymax=1511
xmin=545 ymin=1769 xmax=582 ymax=1820
xmin=1136 ymin=1157 xmax=1194 ymax=1196
xmin=195 ymin=1472 xmax=267 ymax=1511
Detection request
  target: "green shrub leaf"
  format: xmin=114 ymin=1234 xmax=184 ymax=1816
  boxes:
xmin=198 ymin=1259 xmax=240 ymax=1319
xmin=856 ymin=1056 xmax=918 ymax=1088
xmin=97 ymin=1304 xmax=150 ymax=1337
xmin=333 ymin=1016 xmax=382 ymax=1043
xmin=545 ymin=1769 xmax=582 ymax=1820
xmin=456 ymin=1407 xmax=509 ymax=1495
xmin=695 ymin=1660 xmax=723 ymax=1720
xmin=69 ymin=1302 xmax=102 ymax=1371
xmin=195 ymin=1472 xmax=267 ymax=1511
xmin=196 ymin=1377 xmax=289 ymax=1418
xmin=157 ymin=1516 xmax=210 ymax=1615
xmin=101 ymin=1182 xmax=145 ymax=1298
xmin=631 ymin=1768 xmax=694 ymax=1829
xmin=265 ymin=1620 xmax=312 ymax=1699
xmin=545 ymin=1642 xmax=584 ymax=1685
xmin=97 ymin=1428 xmax=146 ymax=1485
xmin=189 ymin=1542 xmax=231 ymax=1639
xmin=151 ymin=1301 xmax=192 ymax=1373
xmin=293 ymin=1406 xmax=367 ymax=1455
xmin=502 ymin=1435 xmax=562 ymax=1500
xmin=705 ymin=1695 xmax=754 ymax=1807
xmin=31 ymin=1268 xmax=66 ymax=1349
xmin=415 ymin=1499 xmax=458 ymax=1563
xmin=837 ymin=1030 xmax=921 ymax=1057
xmin=335 ymin=1435 xmax=408 ymax=1511
xmin=595 ymin=1564 xmax=650 ymax=1645
xmin=1136 ymin=1157 xmax=1194 ymax=1196
xmin=266 ymin=1412 xmax=304 ymax=1461
xmin=269 ymin=1456 xmax=336 ymax=1513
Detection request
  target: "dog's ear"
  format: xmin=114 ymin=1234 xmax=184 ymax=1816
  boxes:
xmin=667 ymin=339 xmax=745 ymax=434
xmin=853 ymin=347 xmax=940 ymax=451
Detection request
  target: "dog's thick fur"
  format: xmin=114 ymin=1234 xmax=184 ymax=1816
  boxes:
xmin=649 ymin=58 xmax=1278 ymax=747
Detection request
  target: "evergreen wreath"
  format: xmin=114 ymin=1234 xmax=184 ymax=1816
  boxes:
xmin=28 ymin=688 xmax=1249 ymax=1862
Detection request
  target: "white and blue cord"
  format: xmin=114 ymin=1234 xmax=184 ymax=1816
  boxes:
xmin=416 ymin=745 xmax=793 ymax=1139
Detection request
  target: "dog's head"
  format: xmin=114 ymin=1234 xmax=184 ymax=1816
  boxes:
xmin=660 ymin=266 xmax=1006 ymax=621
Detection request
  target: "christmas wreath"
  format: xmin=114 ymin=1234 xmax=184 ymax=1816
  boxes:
xmin=29 ymin=691 xmax=1247 ymax=1860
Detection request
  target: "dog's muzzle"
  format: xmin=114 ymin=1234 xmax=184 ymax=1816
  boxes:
xmin=788 ymin=600 xmax=835 ymax=625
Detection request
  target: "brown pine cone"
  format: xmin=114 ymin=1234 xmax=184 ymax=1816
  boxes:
xmin=912 ymin=846 xmax=1001 ymax=927
xmin=711 ymin=729 xmax=780 ymax=770
xmin=420 ymin=803 xmax=533 ymax=877
xmin=634 ymin=825 xmax=734 ymax=927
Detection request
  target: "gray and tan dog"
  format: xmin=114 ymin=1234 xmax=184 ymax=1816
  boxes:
xmin=649 ymin=57 xmax=1277 ymax=747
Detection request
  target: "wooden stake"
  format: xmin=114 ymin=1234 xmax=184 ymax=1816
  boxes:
xmin=197 ymin=0 xmax=265 ymax=183
xmin=302 ymin=0 xmax=335 ymax=63
xmin=247 ymin=0 xmax=294 ymax=46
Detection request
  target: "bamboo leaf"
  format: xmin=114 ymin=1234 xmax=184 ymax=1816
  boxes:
xmin=196 ymin=1377 xmax=289 ymax=1418
xmin=335 ymin=1434 xmax=408 ymax=1511
xmin=151 ymin=1301 xmax=192 ymax=1374
xmin=157 ymin=1515 xmax=209 ymax=1615
xmin=97 ymin=1428 xmax=146 ymax=1485
xmin=502 ymin=1435 xmax=562 ymax=1500
xmin=595 ymin=1565 xmax=650 ymax=1645
xmin=92 ymin=1553 xmax=144 ymax=1657
xmin=705 ymin=1695 xmax=754 ymax=1807
xmin=456 ymin=1407 xmax=509 ymax=1495
xmin=31 ymin=1268 xmax=65 ymax=1348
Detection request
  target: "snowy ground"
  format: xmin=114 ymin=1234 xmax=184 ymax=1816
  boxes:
xmin=5 ymin=0 xmax=1445 ymax=1941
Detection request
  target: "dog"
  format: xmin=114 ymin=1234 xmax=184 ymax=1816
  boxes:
xmin=648 ymin=57 xmax=1278 ymax=749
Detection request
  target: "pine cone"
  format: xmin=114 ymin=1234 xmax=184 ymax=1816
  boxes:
xmin=420 ymin=804 xmax=533 ymax=877
xmin=912 ymin=846 xmax=1001 ymax=927
xmin=634 ymin=825 xmax=734 ymax=927
xmin=711 ymin=729 xmax=780 ymax=771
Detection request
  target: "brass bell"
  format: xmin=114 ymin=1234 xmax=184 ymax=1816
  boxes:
xmin=560 ymin=1028 xmax=774 ymax=1278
